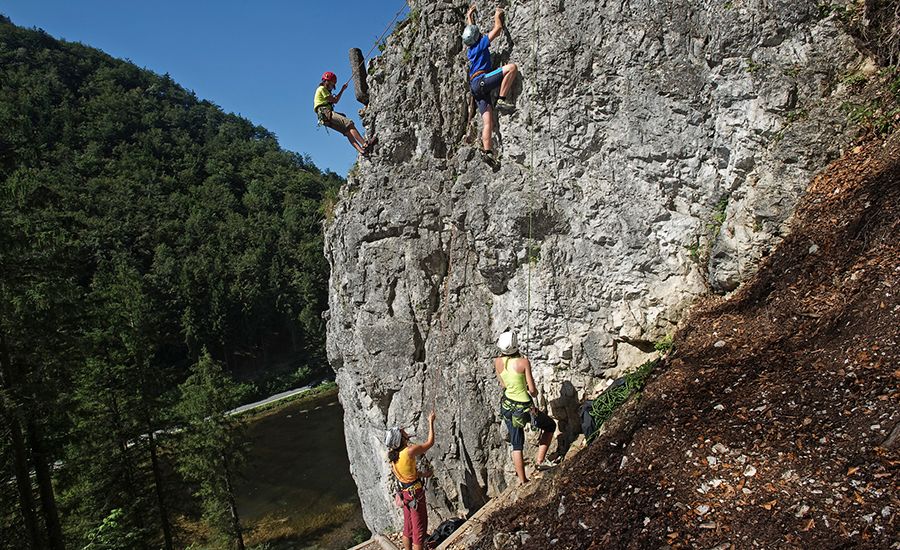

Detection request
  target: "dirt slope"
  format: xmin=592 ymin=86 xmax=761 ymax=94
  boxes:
xmin=470 ymin=133 xmax=900 ymax=549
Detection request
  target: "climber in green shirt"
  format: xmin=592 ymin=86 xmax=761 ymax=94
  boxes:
xmin=313 ymin=71 xmax=376 ymax=155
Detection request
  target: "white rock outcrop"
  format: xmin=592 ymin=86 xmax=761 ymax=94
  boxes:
xmin=325 ymin=0 xmax=862 ymax=533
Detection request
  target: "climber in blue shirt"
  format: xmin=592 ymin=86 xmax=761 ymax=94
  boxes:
xmin=463 ymin=3 xmax=518 ymax=159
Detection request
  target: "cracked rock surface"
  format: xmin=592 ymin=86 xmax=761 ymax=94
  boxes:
xmin=325 ymin=0 xmax=865 ymax=533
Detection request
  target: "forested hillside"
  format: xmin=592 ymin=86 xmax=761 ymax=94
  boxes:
xmin=0 ymin=16 xmax=341 ymax=549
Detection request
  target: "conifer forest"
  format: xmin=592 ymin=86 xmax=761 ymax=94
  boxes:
xmin=0 ymin=17 xmax=341 ymax=549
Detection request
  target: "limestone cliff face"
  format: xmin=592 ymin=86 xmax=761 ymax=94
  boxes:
xmin=325 ymin=0 xmax=863 ymax=533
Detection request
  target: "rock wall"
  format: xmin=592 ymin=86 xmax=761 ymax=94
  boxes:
xmin=324 ymin=0 xmax=864 ymax=533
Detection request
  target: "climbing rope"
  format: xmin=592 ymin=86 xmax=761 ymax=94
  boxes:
xmin=521 ymin=0 xmax=576 ymax=403
xmin=361 ymin=1 xmax=412 ymax=62
xmin=525 ymin=0 xmax=541 ymax=360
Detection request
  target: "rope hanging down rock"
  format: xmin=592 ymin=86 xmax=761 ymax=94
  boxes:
xmin=348 ymin=3 xmax=409 ymax=107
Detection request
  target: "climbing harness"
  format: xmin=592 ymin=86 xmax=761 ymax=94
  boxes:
xmin=391 ymin=447 xmax=432 ymax=511
xmin=498 ymin=356 xmax=532 ymax=428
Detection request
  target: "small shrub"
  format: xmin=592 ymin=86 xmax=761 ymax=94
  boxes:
xmin=654 ymin=335 xmax=674 ymax=353
xmin=685 ymin=240 xmax=701 ymax=264
xmin=705 ymin=195 xmax=729 ymax=236
xmin=841 ymin=71 xmax=869 ymax=87
xmin=351 ymin=527 xmax=372 ymax=545
xmin=321 ymin=185 xmax=340 ymax=224
xmin=745 ymin=58 xmax=761 ymax=74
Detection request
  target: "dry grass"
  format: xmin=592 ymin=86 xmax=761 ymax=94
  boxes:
xmin=243 ymin=503 xmax=357 ymax=547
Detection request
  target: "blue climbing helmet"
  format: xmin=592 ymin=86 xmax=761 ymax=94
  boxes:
xmin=462 ymin=24 xmax=480 ymax=46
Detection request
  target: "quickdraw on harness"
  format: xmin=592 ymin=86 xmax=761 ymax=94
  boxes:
xmin=391 ymin=461 xmax=427 ymax=510
xmin=500 ymin=395 xmax=531 ymax=428
xmin=315 ymin=106 xmax=333 ymax=132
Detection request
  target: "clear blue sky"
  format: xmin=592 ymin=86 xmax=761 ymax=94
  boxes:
xmin=0 ymin=0 xmax=410 ymax=176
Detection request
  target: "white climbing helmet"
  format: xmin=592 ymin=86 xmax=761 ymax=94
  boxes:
xmin=462 ymin=24 xmax=480 ymax=46
xmin=384 ymin=426 xmax=402 ymax=450
xmin=497 ymin=331 xmax=519 ymax=355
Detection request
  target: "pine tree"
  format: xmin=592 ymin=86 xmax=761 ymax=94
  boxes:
xmin=174 ymin=351 xmax=247 ymax=550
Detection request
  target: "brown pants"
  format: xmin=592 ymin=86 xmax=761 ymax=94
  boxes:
xmin=318 ymin=108 xmax=355 ymax=135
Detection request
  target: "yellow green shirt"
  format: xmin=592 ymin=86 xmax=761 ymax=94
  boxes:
xmin=393 ymin=448 xmax=417 ymax=483
xmin=500 ymin=357 xmax=531 ymax=403
xmin=313 ymin=85 xmax=332 ymax=112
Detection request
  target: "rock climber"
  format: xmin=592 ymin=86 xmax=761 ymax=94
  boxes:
xmin=494 ymin=331 xmax=556 ymax=483
xmin=313 ymin=71 xmax=376 ymax=155
xmin=463 ymin=3 xmax=518 ymax=161
xmin=385 ymin=410 xmax=436 ymax=550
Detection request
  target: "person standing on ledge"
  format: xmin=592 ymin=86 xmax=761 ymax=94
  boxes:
xmin=494 ymin=331 xmax=556 ymax=483
xmin=463 ymin=3 xmax=518 ymax=160
xmin=385 ymin=411 xmax=436 ymax=550
xmin=313 ymin=71 xmax=376 ymax=155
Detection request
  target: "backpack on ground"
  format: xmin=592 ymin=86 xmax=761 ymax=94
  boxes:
xmin=581 ymin=377 xmax=626 ymax=444
xmin=425 ymin=517 xmax=465 ymax=546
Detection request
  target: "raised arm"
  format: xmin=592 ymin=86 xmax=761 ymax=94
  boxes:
xmin=487 ymin=7 xmax=504 ymax=42
xmin=466 ymin=3 xmax=477 ymax=25
xmin=329 ymin=83 xmax=348 ymax=105
xmin=407 ymin=410 xmax=436 ymax=457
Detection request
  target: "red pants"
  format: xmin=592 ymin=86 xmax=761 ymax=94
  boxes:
xmin=402 ymin=487 xmax=427 ymax=545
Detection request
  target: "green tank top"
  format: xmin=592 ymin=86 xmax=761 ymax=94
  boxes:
xmin=500 ymin=357 xmax=531 ymax=403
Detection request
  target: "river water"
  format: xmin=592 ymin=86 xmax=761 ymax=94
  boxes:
xmin=235 ymin=390 xmax=368 ymax=549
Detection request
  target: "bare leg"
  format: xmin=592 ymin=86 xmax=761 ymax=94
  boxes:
xmin=349 ymin=127 xmax=368 ymax=148
xmin=345 ymin=133 xmax=366 ymax=154
xmin=535 ymin=429 xmax=553 ymax=464
xmin=413 ymin=544 xmax=423 ymax=550
xmin=499 ymin=63 xmax=518 ymax=98
xmin=402 ymin=535 xmax=411 ymax=550
xmin=512 ymin=450 xmax=528 ymax=483
xmin=481 ymin=107 xmax=494 ymax=151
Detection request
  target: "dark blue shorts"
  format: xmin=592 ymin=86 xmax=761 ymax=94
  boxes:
xmin=504 ymin=408 xmax=556 ymax=451
xmin=470 ymin=67 xmax=504 ymax=114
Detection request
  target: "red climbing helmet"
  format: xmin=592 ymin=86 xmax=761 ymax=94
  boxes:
xmin=321 ymin=71 xmax=337 ymax=83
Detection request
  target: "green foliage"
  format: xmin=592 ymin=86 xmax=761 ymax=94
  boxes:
xmin=745 ymin=58 xmax=761 ymax=74
xmin=840 ymin=66 xmax=900 ymax=137
xmin=586 ymin=359 xmax=658 ymax=443
xmin=685 ymin=195 xmax=729 ymax=266
xmin=0 ymin=17 xmax=342 ymax=548
xmin=175 ymin=351 xmax=247 ymax=549
xmin=321 ymin=184 xmax=341 ymax=225
xmin=817 ymin=1 xmax=858 ymax=23
xmin=706 ymin=195 xmax=729 ymax=236
xmin=841 ymin=71 xmax=869 ymax=87
xmin=685 ymin=240 xmax=701 ymax=264
xmin=351 ymin=527 xmax=371 ymax=545
xmin=782 ymin=64 xmax=802 ymax=78
xmin=82 ymin=509 xmax=143 ymax=550
xmin=654 ymin=335 xmax=674 ymax=353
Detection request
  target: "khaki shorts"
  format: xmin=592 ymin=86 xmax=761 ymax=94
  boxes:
xmin=318 ymin=108 xmax=355 ymax=135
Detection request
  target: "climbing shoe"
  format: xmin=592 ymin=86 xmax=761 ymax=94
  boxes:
xmin=363 ymin=134 xmax=378 ymax=153
xmin=495 ymin=99 xmax=516 ymax=115
xmin=535 ymin=460 xmax=557 ymax=471
xmin=481 ymin=149 xmax=499 ymax=168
